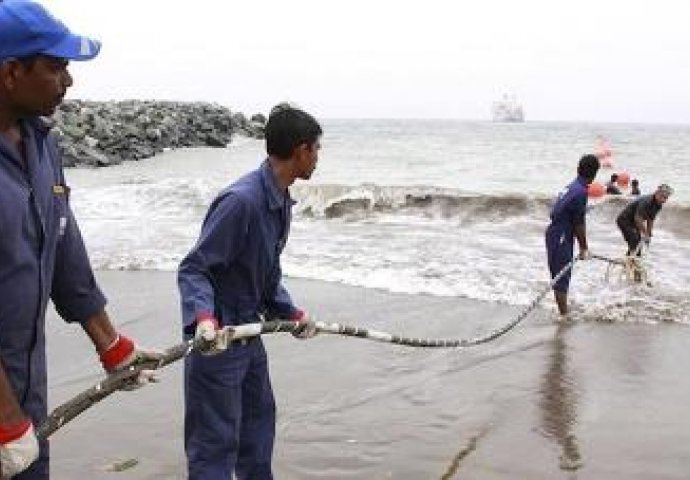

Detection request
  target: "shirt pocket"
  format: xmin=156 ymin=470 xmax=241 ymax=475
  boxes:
xmin=51 ymin=184 xmax=70 ymax=240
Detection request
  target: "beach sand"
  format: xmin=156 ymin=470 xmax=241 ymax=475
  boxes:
xmin=46 ymin=271 xmax=690 ymax=479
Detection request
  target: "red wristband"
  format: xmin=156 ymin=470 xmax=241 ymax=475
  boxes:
xmin=99 ymin=334 xmax=135 ymax=372
xmin=290 ymin=309 xmax=305 ymax=321
xmin=0 ymin=419 xmax=31 ymax=445
xmin=196 ymin=312 xmax=218 ymax=329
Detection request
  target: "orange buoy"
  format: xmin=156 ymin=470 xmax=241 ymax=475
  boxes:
xmin=595 ymin=142 xmax=614 ymax=168
xmin=587 ymin=182 xmax=606 ymax=198
xmin=617 ymin=171 xmax=630 ymax=188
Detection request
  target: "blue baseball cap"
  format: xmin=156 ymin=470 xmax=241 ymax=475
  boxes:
xmin=0 ymin=0 xmax=100 ymax=62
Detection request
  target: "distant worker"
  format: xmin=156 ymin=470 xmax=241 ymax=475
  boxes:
xmin=605 ymin=174 xmax=622 ymax=195
xmin=545 ymin=154 xmax=600 ymax=316
xmin=630 ymin=178 xmax=641 ymax=196
xmin=616 ymin=184 xmax=673 ymax=256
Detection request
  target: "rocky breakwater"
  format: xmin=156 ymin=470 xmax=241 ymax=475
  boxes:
xmin=51 ymin=100 xmax=266 ymax=167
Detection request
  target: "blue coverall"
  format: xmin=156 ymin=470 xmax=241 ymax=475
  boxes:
xmin=178 ymin=160 xmax=299 ymax=480
xmin=545 ymin=176 xmax=588 ymax=292
xmin=0 ymin=119 xmax=106 ymax=480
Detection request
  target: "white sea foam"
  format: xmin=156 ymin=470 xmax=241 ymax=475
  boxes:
xmin=65 ymin=121 xmax=690 ymax=323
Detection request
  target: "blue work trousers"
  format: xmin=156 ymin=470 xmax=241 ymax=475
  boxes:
xmin=184 ymin=338 xmax=275 ymax=480
xmin=545 ymin=229 xmax=573 ymax=293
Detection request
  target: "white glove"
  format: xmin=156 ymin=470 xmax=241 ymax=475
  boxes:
xmin=291 ymin=310 xmax=319 ymax=340
xmin=0 ymin=422 xmax=39 ymax=479
xmin=195 ymin=318 xmax=228 ymax=355
xmin=99 ymin=334 xmax=163 ymax=390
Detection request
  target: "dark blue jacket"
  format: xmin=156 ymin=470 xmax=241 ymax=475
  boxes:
xmin=546 ymin=176 xmax=588 ymax=247
xmin=0 ymin=119 xmax=106 ymax=425
xmin=178 ymin=160 xmax=298 ymax=334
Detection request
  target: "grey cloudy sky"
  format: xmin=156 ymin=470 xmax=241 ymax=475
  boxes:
xmin=51 ymin=0 xmax=690 ymax=123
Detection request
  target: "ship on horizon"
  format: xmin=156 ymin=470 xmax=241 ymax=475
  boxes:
xmin=491 ymin=94 xmax=524 ymax=122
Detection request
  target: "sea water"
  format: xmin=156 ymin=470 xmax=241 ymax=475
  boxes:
xmin=64 ymin=120 xmax=690 ymax=324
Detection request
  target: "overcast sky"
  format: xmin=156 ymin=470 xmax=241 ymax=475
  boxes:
xmin=49 ymin=0 xmax=690 ymax=123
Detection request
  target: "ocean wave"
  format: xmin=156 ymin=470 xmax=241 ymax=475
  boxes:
xmin=72 ymin=177 xmax=690 ymax=321
xmin=291 ymin=184 xmax=690 ymax=236
xmin=292 ymin=184 xmax=552 ymax=222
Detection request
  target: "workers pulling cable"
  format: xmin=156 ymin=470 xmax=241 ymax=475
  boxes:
xmin=38 ymin=258 xmax=579 ymax=442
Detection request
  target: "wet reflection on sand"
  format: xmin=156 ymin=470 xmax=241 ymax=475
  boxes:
xmin=539 ymin=323 xmax=582 ymax=472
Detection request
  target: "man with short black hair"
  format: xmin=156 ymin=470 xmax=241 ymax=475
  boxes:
xmin=605 ymin=173 xmax=622 ymax=195
xmin=630 ymin=178 xmax=641 ymax=196
xmin=616 ymin=184 xmax=673 ymax=256
xmin=0 ymin=1 xmax=161 ymax=478
xmin=545 ymin=154 xmax=600 ymax=316
xmin=178 ymin=104 xmax=323 ymax=479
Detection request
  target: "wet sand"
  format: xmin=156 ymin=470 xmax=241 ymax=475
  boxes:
xmin=46 ymin=271 xmax=690 ymax=479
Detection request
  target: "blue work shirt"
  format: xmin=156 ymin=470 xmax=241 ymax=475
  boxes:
xmin=546 ymin=176 xmax=589 ymax=246
xmin=0 ymin=119 xmax=106 ymax=424
xmin=178 ymin=160 xmax=298 ymax=334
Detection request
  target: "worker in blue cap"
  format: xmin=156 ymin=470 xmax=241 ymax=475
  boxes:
xmin=0 ymin=1 xmax=162 ymax=478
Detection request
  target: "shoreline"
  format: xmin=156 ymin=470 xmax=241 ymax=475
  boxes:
xmin=46 ymin=271 xmax=690 ymax=479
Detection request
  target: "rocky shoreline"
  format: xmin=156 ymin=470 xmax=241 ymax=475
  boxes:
xmin=51 ymin=100 xmax=266 ymax=167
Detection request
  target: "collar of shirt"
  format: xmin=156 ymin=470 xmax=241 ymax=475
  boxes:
xmin=260 ymin=159 xmax=296 ymax=211
xmin=28 ymin=116 xmax=52 ymax=135
xmin=576 ymin=176 xmax=589 ymax=188
xmin=0 ymin=117 xmax=49 ymax=168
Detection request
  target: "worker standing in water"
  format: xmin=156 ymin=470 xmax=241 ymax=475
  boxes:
xmin=545 ymin=154 xmax=600 ymax=316
xmin=616 ymin=184 xmax=673 ymax=257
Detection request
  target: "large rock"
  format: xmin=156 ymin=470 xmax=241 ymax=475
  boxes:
xmin=51 ymin=100 xmax=266 ymax=167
